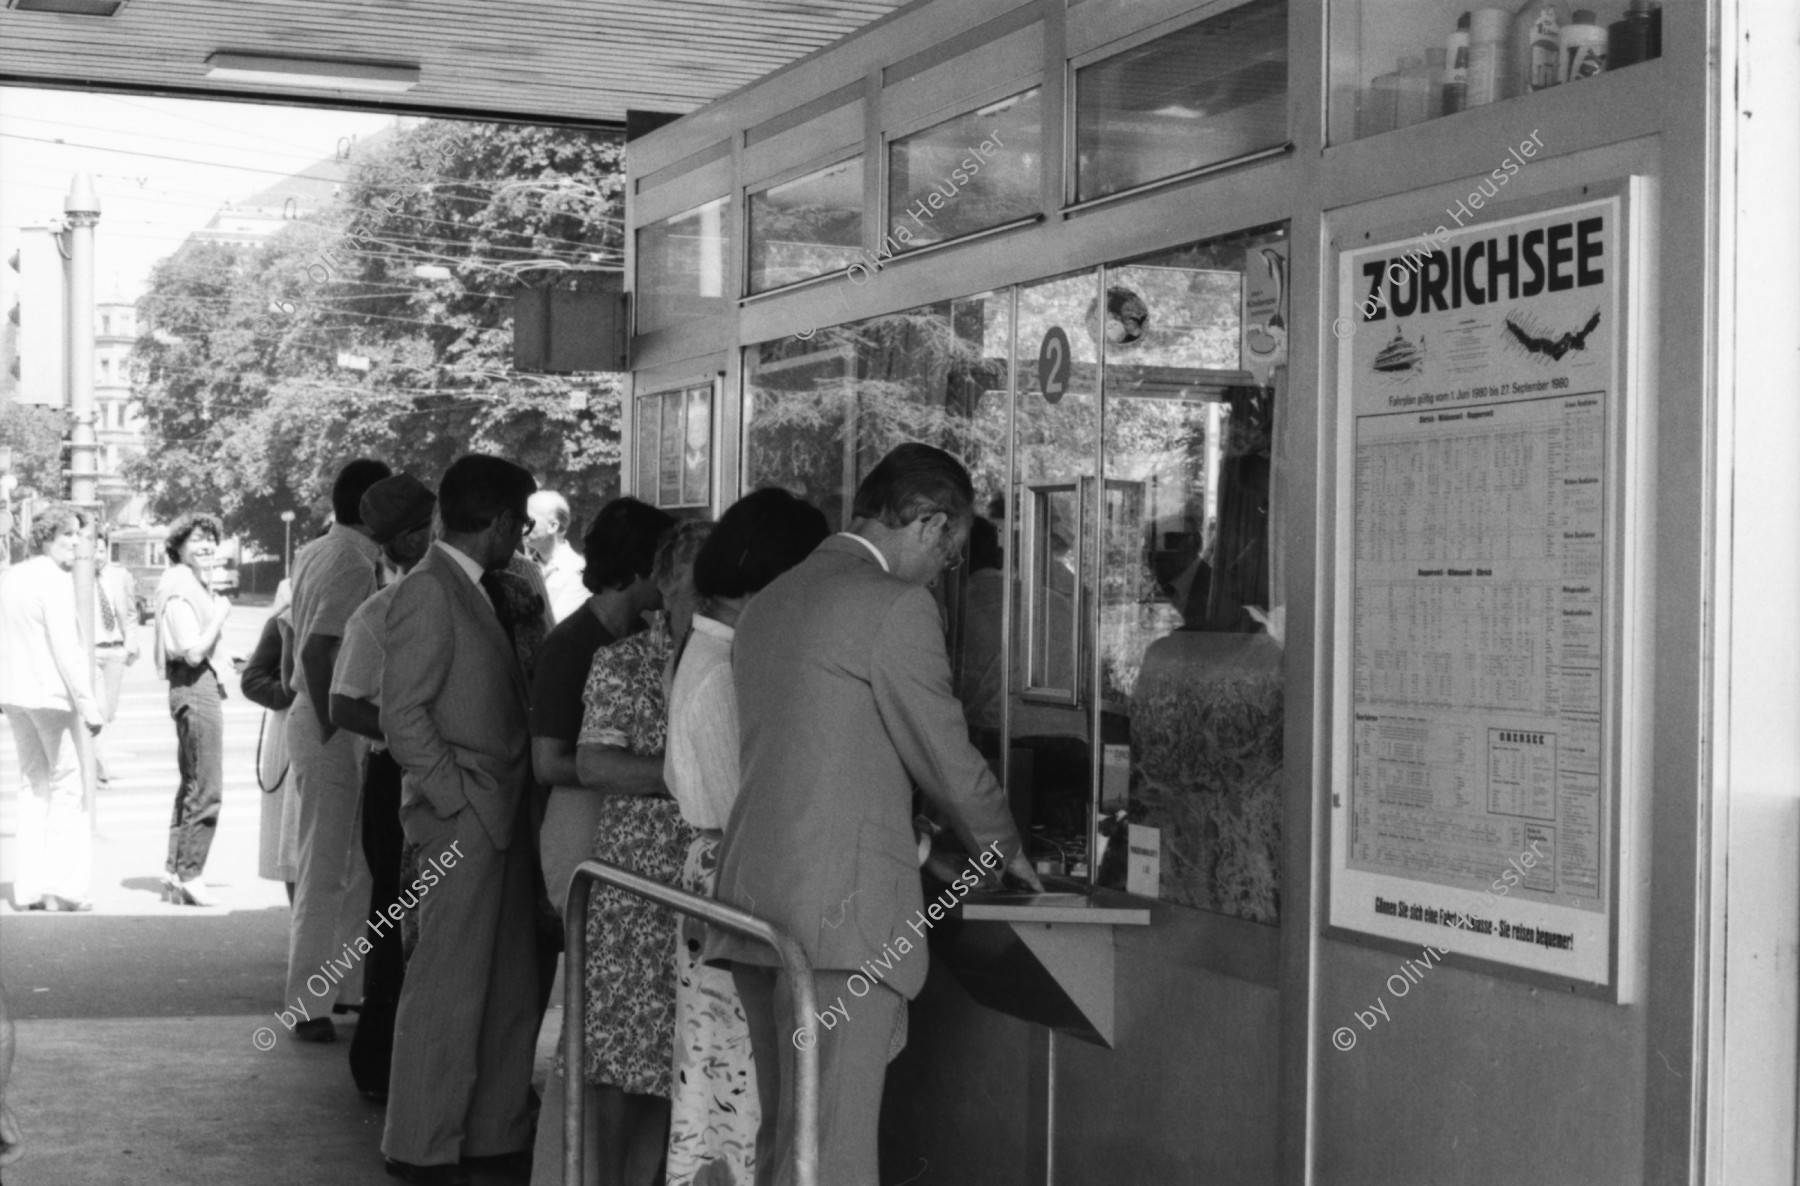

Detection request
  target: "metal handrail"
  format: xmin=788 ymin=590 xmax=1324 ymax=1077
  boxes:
xmin=563 ymin=858 xmax=819 ymax=1186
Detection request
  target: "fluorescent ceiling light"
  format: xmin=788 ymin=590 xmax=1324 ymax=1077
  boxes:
xmin=205 ymin=52 xmax=420 ymax=93
xmin=8 ymin=0 xmax=127 ymax=15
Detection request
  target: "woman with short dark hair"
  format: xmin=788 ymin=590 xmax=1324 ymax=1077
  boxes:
xmin=0 ymin=502 xmax=103 ymax=911
xmin=154 ymin=510 xmax=234 ymax=905
xmin=663 ymin=488 xmax=827 ymax=1186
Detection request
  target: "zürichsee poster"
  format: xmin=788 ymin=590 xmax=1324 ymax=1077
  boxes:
xmin=1331 ymin=196 xmax=1620 ymax=985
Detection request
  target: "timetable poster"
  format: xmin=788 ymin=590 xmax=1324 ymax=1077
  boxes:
xmin=1331 ymin=197 xmax=1621 ymax=985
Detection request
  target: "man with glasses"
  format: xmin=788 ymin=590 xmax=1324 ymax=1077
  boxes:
xmin=378 ymin=454 xmax=540 ymax=1185
xmin=709 ymin=441 xmax=1041 ymax=1186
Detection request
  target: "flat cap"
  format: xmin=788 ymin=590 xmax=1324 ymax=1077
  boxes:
xmin=360 ymin=473 xmax=436 ymax=545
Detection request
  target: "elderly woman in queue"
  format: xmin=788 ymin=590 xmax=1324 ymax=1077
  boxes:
xmin=154 ymin=512 xmax=235 ymax=906
xmin=662 ymin=489 xmax=828 ymax=1186
xmin=573 ymin=520 xmax=710 ymax=1186
xmin=0 ymin=502 xmax=104 ymax=911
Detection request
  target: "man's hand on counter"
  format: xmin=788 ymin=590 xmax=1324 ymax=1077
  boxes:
xmin=1001 ymin=848 xmax=1045 ymax=893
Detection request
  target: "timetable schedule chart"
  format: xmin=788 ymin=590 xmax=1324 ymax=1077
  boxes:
xmin=1348 ymin=391 xmax=1605 ymax=913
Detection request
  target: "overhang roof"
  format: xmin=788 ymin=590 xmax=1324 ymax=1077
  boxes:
xmin=0 ymin=0 xmax=908 ymax=126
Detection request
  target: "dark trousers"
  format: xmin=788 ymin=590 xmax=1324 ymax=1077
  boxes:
xmin=165 ymin=663 xmax=223 ymax=881
xmin=350 ymin=746 xmax=406 ymax=1096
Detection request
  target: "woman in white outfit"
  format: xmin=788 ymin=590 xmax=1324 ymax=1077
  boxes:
xmin=0 ymin=503 xmax=103 ymax=912
xmin=662 ymin=488 xmax=829 ymax=1186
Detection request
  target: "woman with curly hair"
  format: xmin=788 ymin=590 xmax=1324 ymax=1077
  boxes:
xmin=576 ymin=519 xmax=710 ymax=1186
xmin=0 ymin=502 xmax=103 ymax=911
xmin=154 ymin=511 xmax=235 ymax=906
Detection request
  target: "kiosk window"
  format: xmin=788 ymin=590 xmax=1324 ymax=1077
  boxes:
xmin=1072 ymin=0 xmax=1287 ymax=204
xmin=635 ymin=382 xmax=713 ymax=509
xmin=885 ymin=88 xmax=1042 ymax=253
xmin=747 ymin=156 xmax=864 ymax=294
xmin=635 ymin=196 xmax=729 ymax=335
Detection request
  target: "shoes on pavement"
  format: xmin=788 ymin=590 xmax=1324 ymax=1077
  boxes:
xmin=44 ymin=895 xmax=92 ymax=912
xmin=293 ymin=1018 xmax=337 ymax=1043
xmin=25 ymin=898 xmax=47 ymax=911
xmin=332 ymin=1001 xmax=363 ymax=1015
xmin=384 ymin=1159 xmax=469 ymax=1185
xmin=461 ymin=1150 xmax=531 ymax=1180
xmin=169 ymin=878 xmax=216 ymax=906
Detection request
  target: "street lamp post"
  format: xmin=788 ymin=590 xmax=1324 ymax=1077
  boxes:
xmin=281 ymin=510 xmax=296 ymax=580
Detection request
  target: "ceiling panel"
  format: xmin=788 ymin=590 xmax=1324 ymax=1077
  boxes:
xmin=0 ymin=0 xmax=910 ymax=124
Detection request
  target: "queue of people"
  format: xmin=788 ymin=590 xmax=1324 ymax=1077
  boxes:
xmin=2 ymin=439 xmax=1039 ymax=1186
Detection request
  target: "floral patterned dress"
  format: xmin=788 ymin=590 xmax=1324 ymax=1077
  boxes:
xmin=580 ymin=618 xmax=697 ymax=1094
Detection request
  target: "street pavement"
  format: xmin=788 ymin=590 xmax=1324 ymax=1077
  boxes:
xmin=0 ymin=599 xmax=561 ymax=1184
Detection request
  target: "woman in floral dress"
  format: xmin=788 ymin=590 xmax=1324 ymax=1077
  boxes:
xmin=577 ymin=521 xmax=711 ymax=1186
xmin=663 ymin=489 xmax=829 ymax=1186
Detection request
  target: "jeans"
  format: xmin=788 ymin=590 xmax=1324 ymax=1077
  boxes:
xmin=165 ymin=662 xmax=224 ymax=882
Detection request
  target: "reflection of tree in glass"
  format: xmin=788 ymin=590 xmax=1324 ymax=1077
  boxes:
xmin=744 ymin=302 xmax=1011 ymax=527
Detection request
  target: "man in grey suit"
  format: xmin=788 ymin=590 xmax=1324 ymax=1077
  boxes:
xmin=711 ymin=443 xmax=1042 ymax=1186
xmin=379 ymin=454 xmax=539 ymax=1186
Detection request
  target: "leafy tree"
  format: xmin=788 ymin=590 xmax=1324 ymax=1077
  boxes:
xmin=132 ymin=120 xmax=625 ymax=554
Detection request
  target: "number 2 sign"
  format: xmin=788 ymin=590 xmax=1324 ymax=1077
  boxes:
xmin=1037 ymin=326 xmax=1070 ymax=405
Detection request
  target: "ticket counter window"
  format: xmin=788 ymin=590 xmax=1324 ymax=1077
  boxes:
xmin=635 ymin=196 xmax=729 ymax=334
xmin=1072 ymin=0 xmax=1287 ymax=204
xmin=747 ymin=156 xmax=864 ymax=294
xmin=886 ymin=87 xmax=1043 ymax=252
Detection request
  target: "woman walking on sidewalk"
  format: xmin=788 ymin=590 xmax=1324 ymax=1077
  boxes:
xmin=154 ymin=512 xmax=235 ymax=907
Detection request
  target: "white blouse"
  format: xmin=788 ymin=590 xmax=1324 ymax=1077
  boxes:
xmin=663 ymin=614 xmax=741 ymax=831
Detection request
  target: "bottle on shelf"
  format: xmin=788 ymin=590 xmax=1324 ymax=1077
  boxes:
xmin=1424 ymin=47 xmax=1449 ymax=120
xmin=1608 ymin=0 xmax=1661 ymax=69
xmin=1560 ymin=9 xmax=1607 ymax=81
xmin=1363 ymin=58 xmax=1404 ymax=137
xmin=1511 ymin=3 xmax=1568 ymax=95
xmin=1444 ymin=12 xmax=1472 ymax=114
xmin=1467 ymin=7 xmax=1514 ymax=106
xmin=1396 ymin=55 xmax=1433 ymax=127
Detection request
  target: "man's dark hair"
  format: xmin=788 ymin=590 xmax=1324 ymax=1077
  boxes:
xmin=437 ymin=454 xmax=537 ymax=534
xmin=694 ymin=488 xmax=829 ymax=600
xmin=331 ymin=458 xmax=393 ymax=525
xmin=163 ymin=512 xmax=223 ymax=564
xmin=28 ymin=502 xmax=88 ymax=554
xmin=581 ymin=497 xmax=677 ymax=592
xmin=968 ymin=515 xmax=1002 ymax=572
xmin=851 ymin=442 xmax=975 ymax=529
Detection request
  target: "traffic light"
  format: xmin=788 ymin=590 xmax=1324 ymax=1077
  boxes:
xmin=5 ymin=225 xmax=68 ymax=407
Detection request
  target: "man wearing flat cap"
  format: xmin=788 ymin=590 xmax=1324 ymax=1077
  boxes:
xmin=327 ymin=472 xmax=436 ymax=1101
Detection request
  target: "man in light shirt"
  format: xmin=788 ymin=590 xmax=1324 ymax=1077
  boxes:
xmin=524 ymin=490 xmax=586 ymax=622
xmin=327 ymin=473 xmax=436 ymax=1103
xmin=286 ymin=457 xmax=391 ymax=1040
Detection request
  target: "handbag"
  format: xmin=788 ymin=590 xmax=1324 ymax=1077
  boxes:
xmin=256 ymin=705 xmax=291 ymax=793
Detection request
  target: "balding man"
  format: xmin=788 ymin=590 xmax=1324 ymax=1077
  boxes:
xmin=524 ymin=490 xmax=585 ymax=622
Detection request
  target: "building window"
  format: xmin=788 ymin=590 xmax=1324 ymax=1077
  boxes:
xmin=747 ymin=156 xmax=864 ymax=294
xmin=634 ymin=197 xmax=730 ymax=336
xmin=884 ymin=88 xmax=1042 ymax=255
xmin=102 ymin=314 xmax=112 ymax=336
xmin=1072 ymin=0 xmax=1288 ymax=204
xmin=634 ymin=382 xmax=713 ymax=508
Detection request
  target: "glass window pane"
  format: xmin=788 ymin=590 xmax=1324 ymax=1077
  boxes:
xmin=1094 ymin=226 xmax=1287 ymax=923
xmin=682 ymin=383 xmax=711 ymax=505
xmin=1074 ymin=0 xmax=1287 ymax=204
xmin=885 ymin=88 xmax=1042 ymax=254
xmin=748 ymin=157 xmax=864 ymax=293
xmin=1328 ymin=2 xmax=1648 ymax=145
xmin=635 ymin=197 xmax=729 ymax=334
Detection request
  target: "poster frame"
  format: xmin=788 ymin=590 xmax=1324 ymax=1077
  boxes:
xmin=1321 ymin=177 xmax=1648 ymax=1003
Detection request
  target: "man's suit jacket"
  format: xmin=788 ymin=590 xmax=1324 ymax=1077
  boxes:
xmin=709 ymin=534 xmax=1022 ymax=999
xmin=380 ymin=545 xmax=530 ymax=850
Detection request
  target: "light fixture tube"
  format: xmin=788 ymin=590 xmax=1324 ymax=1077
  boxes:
xmin=205 ymin=52 xmax=420 ymax=93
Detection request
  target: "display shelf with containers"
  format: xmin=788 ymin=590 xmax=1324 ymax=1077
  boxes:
xmin=1329 ymin=0 xmax=1662 ymax=144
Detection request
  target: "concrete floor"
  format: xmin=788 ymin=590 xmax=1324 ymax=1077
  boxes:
xmin=0 ymin=601 xmax=564 ymax=1184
